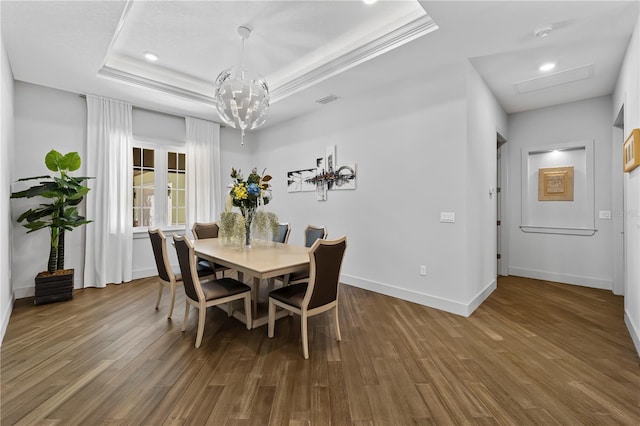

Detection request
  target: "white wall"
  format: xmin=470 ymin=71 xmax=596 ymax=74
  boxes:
xmin=1 ymin=36 xmax=15 ymax=342
xmin=613 ymin=13 xmax=640 ymax=355
xmin=465 ymin=63 xmax=508 ymax=312
xmin=10 ymin=83 xmax=196 ymax=290
xmin=246 ymin=59 xmax=502 ymax=316
xmin=11 ymin=82 xmax=87 ymax=299
xmin=507 ymin=96 xmax=615 ymax=289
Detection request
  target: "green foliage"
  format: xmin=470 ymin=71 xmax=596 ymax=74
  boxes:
xmin=253 ymin=211 xmax=279 ymax=241
xmin=219 ymin=212 xmax=245 ymax=246
xmin=11 ymin=150 xmax=93 ymax=273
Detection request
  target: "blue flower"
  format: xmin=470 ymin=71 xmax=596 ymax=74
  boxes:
xmin=247 ymin=183 xmax=261 ymax=196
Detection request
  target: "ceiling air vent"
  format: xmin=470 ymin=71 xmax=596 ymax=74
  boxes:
xmin=315 ymin=94 xmax=341 ymax=105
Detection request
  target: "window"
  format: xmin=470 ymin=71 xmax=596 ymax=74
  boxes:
xmin=133 ymin=147 xmax=155 ymax=228
xmin=132 ymin=142 xmax=186 ymax=230
xmin=167 ymin=151 xmax=186 ymax=226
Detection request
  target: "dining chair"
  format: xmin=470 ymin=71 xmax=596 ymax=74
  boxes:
xmin=275 ymin=222 xmax=291 ymax=244
xmin=148 ymin=228 xmax=215 ymax=318
xmin=173 ymin=234 xmax=252 ymax=348
xmin=275 ymin=224 xmax=327 ymax=287
xmin=303 ymin=224 xmax=327 ymax=248
xmin=192 ymin=222 xmax=230 ymax=278
xmin=268 ymin=236 xmax=347 ymax=359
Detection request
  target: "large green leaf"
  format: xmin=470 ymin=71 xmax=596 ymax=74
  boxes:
xmin=17 ymin=205 xmax=57 ymax=223
xmin=16 ymin=175 xmax=51 ymax=182
xmin=60 ymin=152 xmax=81 ymax=171
xmin=45 ymin=150 xmax=63 ymax=172
xmin=24 ymin=221 xmax=48 ymax=232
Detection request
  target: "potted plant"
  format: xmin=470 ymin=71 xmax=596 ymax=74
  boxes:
xmin=10 ymin=150 xmax=92 ymax=304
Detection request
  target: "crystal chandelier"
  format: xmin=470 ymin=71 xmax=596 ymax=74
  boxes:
xmin=214 ymin=26 xmax=270 ymax=145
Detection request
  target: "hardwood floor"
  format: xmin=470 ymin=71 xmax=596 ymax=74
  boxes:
xmin=1 ymin=275 xmax=639 ymax=425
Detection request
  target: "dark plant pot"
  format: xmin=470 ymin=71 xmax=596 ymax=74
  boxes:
xmin=34 ymin=269 xmax=74 ymax=305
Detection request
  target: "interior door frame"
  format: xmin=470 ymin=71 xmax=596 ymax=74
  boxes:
xmin=497 ymin=133 xmax=509 ymax=277
xmin=612 ymin=106 xmax=625 ymax=295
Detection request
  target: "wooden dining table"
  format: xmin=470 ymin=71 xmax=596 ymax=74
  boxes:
xmin=193 ymin=238 xmax=310 ymax=329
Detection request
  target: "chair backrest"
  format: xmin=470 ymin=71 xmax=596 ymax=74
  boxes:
xmin=304 ymin=236 xmax=347 ymax=309
xmin=192 ymin=222 xmax=220 ymax=239
xmin=275 ymin=223 xmax=291 ymax=244
xmin=304 ymin=224 xmax=327 ymax=248
xmin=148 ymin=228 xmax=174 ymax=283
xmin=173 ymin=234 xmax=203 ymax=303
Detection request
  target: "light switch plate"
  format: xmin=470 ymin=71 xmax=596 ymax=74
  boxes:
xmin=599 ymin=210 xmax=611 ymax=219
xmin=440 ymin=212 xmax=455 ymax=223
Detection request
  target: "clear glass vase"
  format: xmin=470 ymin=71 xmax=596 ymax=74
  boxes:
xmin=241 ymin=206 xmax=256 ymax=248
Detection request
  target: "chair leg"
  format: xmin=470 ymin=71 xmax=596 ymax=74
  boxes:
xmin=167 ymin=282 xmax=176 ymax=319
xmin=182 ymin=301 xmax=190 ymax=332
xmin=195 ymin=305 xmax=206 ymax=348
xmin=268 ymin=299 xmax=275 ymax=338
xmin=155 ymin=281 xmax=163 ymax=310
xmin=334 ymin=306 xmax=342 ymax=341
xmin=244 ymin=294 xmax=252 ymax=330
xmin=301 ymin=312 xmax=309 ymax=359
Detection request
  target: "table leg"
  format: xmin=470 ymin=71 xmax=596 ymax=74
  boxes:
xmin=252 ymin=276 xmax=260 ymax=324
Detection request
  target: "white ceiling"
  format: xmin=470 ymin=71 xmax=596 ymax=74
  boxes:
xmin=2 ymin=1 xmax=639 ymax=129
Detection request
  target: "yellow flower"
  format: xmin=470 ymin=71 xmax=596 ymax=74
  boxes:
xmin=233 ymin=184 xmax=248 ymax=200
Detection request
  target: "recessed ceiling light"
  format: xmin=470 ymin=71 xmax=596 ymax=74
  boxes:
xmin=143 ymin=51 xmax=159 ymax=62
xmin=362 ymin=0 xmax=378 ymax=4
xmin=539 ymin=62 xmax=556 ymax=72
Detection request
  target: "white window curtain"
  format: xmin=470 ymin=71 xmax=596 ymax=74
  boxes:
xmin=84 ymin=95 xmax=133 ymax=288
xmin=185 ymin=117 xmax=221 ymax=236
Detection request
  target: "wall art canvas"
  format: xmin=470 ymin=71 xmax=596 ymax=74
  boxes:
xmin=316 ymin=157 xmax=327 ymax=201
xmin=287 ymin=168 xmax=316 ymax=192
xmin=331 ymin=163 xmax=357 ymax=190
xmin=287 ymin=144 xmax=357 ymax=201
xmin=623 ymin=128 xmax=640 ymax=173
xmin=325 ymin=145 xmax=336 ymax=190
xmin=538 ymin=166 xmax=574 ymax=201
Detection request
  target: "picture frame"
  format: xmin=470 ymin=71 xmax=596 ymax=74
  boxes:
xmin=623 ymin=128 xmax=640 ymax=173
xmin=538 ymin=166 xmax=574 ymax=201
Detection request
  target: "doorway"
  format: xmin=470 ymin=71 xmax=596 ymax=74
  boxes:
xmin=497 ymin=133 xmax=507 ymax=277
xmin=612 ymin=106 xmax=625 ymax=296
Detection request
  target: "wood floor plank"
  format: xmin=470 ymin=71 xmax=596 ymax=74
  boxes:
xmin=1 ymin=275 xmax=639 ymax=425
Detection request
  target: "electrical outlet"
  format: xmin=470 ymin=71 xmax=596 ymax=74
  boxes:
xmin=440 ymin=212 xmax=455 ymax=223
xmin=599 ymin=210 xmax=611 ymax=219
xmin=420 ymin=265 xmax=427 ymax=276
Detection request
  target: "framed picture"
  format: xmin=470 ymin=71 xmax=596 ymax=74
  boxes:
xmin=332 ymin=164 xmax=357 ymax=190
xmin=287 ymin=168 xmax=316 ymax=192
xmin=538 ymin=166 xmax=574 ymax=201
xmin=623 ymin=128 xmax=640 ymax=173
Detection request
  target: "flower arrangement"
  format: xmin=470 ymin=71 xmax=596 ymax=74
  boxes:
xmin=229 ymin=167 xmax=272 ymax=212
xmin=224 ymin=167 xmax=273 ymax=247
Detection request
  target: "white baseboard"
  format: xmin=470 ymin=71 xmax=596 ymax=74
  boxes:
xmin=1 ymin=296 xmax=14 ymax=345
xmin=467 ymin=279 xmax=497 ymax=315
xmin=133 ymin=268 xmax=157 ymax=280
xmin=508 ymin=267 xmax=612 ymax=290
xmin=341 ymin=274 xmax=496 ymax=317
xmin=625 ymin=310 xmax=640 ymax=357
xmin=14 ymin=286 xmax=34 ymax=299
